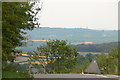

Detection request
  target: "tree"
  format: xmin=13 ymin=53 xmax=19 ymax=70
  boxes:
xmin=85 ymin=53 xmax=95 ymax=62
xmin=2 ymin=2 xmax=42 ymax=78
xmin=2 ymin=62 xmax=32 ymax=79
xmin=2 ymin=2 xmax=41 ymax=61
xmin=77 ymin=54 xmax=85 ymax=65
xmin=71 ymin=59 xmax=90 ymax=73
xmin=29 ymin=40 xmax=78 ymax=74
xmin=95 ymin=48 xmax=119 ymax=75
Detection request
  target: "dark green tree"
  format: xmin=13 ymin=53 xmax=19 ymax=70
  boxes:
xmin=2 ymin=2 xmax=42 ymax=78
xmin=2 ymin=2 xmax=41 ymax=61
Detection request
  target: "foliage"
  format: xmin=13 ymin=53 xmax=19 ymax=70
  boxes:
xmin=2 ymin=2 xmax=41 ymax=61
xmin=77 ymin=54 xmax=85 ymax=65
xmin=29 ymin=40 xmax=78 ymax=74
xmin=85 ymin=53 xmax=96 ymax=62
xmin=95 ymin=48 xmax=119 ymax=75
xmin=72 ymin=42 xmax=119 ymax=52
xmin=2 ymin=62 xmax=32 ymax=79
xmin=2 ymin=2 xmax=41 ymax=79
xmin=70 ymin=47 xmax=119 ymax=75
xmin=71 ymin=59 xmax=90 ymax=73
xmin=71 ymin=53 xmax=96 ymax=73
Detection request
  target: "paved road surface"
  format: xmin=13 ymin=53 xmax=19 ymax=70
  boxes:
xmin=34 ymin=74 xmax=119 ymax=80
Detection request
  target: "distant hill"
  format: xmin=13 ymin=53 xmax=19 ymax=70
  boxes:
xmin=25 ymin=27 xmax=118 ymax=44
xmin=16 ymin=27 xmax=118 ymax=52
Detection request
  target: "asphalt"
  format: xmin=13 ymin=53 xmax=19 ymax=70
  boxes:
xmin=33 ymin=74 xmax=119 ymax=80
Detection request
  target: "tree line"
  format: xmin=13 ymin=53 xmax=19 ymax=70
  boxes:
xmin=72 ymin=42 xmax=119 ymax=52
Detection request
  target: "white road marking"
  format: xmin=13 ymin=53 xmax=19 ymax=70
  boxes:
xmin=96 ymin=75 xmax=108 ymax=78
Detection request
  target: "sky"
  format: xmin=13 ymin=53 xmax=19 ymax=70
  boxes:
xmin=36 ymin=0 xmax=119 ymax=30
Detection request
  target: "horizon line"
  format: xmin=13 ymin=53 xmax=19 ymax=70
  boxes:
xmin=37 ymin=26 xmax=118 ymax=30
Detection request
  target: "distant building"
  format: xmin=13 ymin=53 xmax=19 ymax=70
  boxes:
xmin=85 ymin=60 xmax=101 ymax=74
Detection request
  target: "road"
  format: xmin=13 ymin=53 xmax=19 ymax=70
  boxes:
xmin=33 ymin=74 xmax=119 ymax=80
